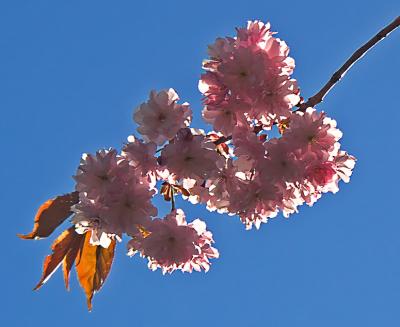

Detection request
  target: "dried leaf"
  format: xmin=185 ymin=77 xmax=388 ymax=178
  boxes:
xmin=253 ymin=125 xmax=263 ymax=134
xmin=62 ymin=233 xmax=85 ymax=290
xmin=172 ymin=185 xmax=190 ymax=197
xmin=216 ymin=142 xmax=230 ymax=157
xmin=259 ymin=134 xmax=267 ymax=142
xmin=137 ymin=224 xmax=151 ymax=238
xmin=34 ymin=226 xmax=84 ymax=290
xmin=160 ymin=182 xmax=172 ymax=201
xmin=18 ymin=192 xmax=79 ymax=240
xmin=278 ymin=118 xmax=291 ymax=134
xmin=76 ymin=232 xmax=116 ymax=311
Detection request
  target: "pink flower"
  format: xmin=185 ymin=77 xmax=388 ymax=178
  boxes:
xmin=249 ymin=77 xmax=300 ymax=124
xmin=280 ymin=186 xmax=304 ymax=217
xmin=74 ymin=149 xmax=122 ymax=198
xmin=102 ymin=179 xmax=158 ymax=235
xmin=202 ymin=100 xmax=249 ymax=136
xmin=73 ymin=147 xmax=158 ymax=235
xmin=178 ymin=177 xmax=213 ymax=205
xmin=160 ymin=128 xmax=223 ymax=182
xmin=72 ymin=195 xmax=112 ymax=246
xmin=306 ymin=162 xmax=336 ymax=186
xmin=263 ymin=139 xmax=306 ymax=183
xmin=229 ymin=176 xmax=282 ymax=229
xmin=333 ymin=151 xmax=356 ymax=183
xmin=232 ymin=125 xmax=266 ymax=168
xmin=133 ymin=89 xmax=192 ymax=145
xmin=73 ymin=176 xmax=157 ymax=236
xmin=283 ymin=108 xmax=342 ymax=157
xmin=207 ymin=37 xmax=235 ymax=61
xmin=127 ymin=209 xmax=219 ymax=274
xmin=261 ymin=35 xmax=295 ymax=75
xmin=198 ymin=72 xmax=228 ymax=105
xmin=205 ymin=158 xmax=244 ymax=213
xmin=121 ymin=135 xmax=158 ymax=176
xmin=218 ymin=47 xmax=266 ymax=97
xmin=236 ymin=21 xmax=272 ymax=47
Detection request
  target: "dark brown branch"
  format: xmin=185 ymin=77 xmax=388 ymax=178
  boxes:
xmin=170 ymin=187 xmax=176 ymax=212
xmin=214 ymin=135 xmax=232 ymax=145
xmin=298 ymin=16 xmax=400 ymax=112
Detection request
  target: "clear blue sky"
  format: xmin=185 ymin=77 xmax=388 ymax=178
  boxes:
xmin=2 ymin=1 xmax=400 ymax=326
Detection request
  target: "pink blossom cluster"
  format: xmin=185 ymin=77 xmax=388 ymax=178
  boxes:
xmin=72 ymin=90 xmax=219 ymax=273
xmin=72 ymin=148 xmax=158 ymax=244
xmin=128 ymin=209 xmax=219 ymax=274
xmin=70 ymin=20 xmax=355 ymax=274
xmin=196 ymin=108 xmax=356 ymax=229
xmin=200 ymin=20 xmax=300 ymax=135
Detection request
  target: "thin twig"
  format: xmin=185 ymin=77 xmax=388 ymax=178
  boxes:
xmin=298 ymin=16 xmax=400 ymax=112
xmin=170 ymin=187 xmax=175 ymax=212
xmin=214 ymin=135 xmax=232 ymax=145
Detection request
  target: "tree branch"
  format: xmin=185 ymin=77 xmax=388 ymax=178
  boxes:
xmin=170 ymin=187 xmax=176 ymax=212
xmin=214 ymin=135 xmax=232 ymax=145
xmin=298 ymin=16 xmax=400 ymax=112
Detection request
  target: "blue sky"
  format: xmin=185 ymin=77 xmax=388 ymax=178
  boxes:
xmin=1 ymin=1 xmax=400 ymax=326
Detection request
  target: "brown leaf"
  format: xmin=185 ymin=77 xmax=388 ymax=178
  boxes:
xmin=34 ymin=226 xmax=84 ymax=290
xmin=160 ymin=182 xmax=172 ymax=201
xmin=18 ymin=191 xmax=79 ymax=240
xmin=259 ymin=134 xmax=267 ymax=142
xmin=172 ymin=185 xmax=190 ymax=197
xmin=62 ymin=232 xmax=86 ymax=290
xmin=278 ymin=118 xmax=291 ymax=134
xmin=136 ymin=224 xmax=151 ymax=238
xmin=216 ymin=142 xmax=230 ymax=157
xmin=76 ymin=232 xmax=116 ymax=311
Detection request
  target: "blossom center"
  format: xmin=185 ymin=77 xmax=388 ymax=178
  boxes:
xmin=97 ymin=174 xmax=109 ymax=181
xmin=307 ymin=135 xmax=316 ymax=143
xmin=124 ymin=200 xmax=134 ymax=209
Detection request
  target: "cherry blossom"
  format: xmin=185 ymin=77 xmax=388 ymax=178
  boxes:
xmin=127 ymin=209 xmax=219 ymax=274
xmin=283 ymin=107 xmax=342 ymax=157
xmin=200 ymin=20 xmax=300 ymax=133
xmin=121 ymin=135 xmax=158 ymax=176
xmin=160 ymin=128 xmax=223 ymax=183
xmin=133 ymin=88 xmax=192 ymax=145
xmin=74 ymin=149 xmax=121 ymax=198
xmin=73 ymin=147 xmax=158 ymax=237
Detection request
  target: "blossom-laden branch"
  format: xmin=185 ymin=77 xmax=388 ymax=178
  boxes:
xmin=19 ymin=17 xmax=399 ymax=310
xmin=158 ymin=15 xmax=400 ymax=147
xmin=298 ymin=16 xmax=400 ymax=111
